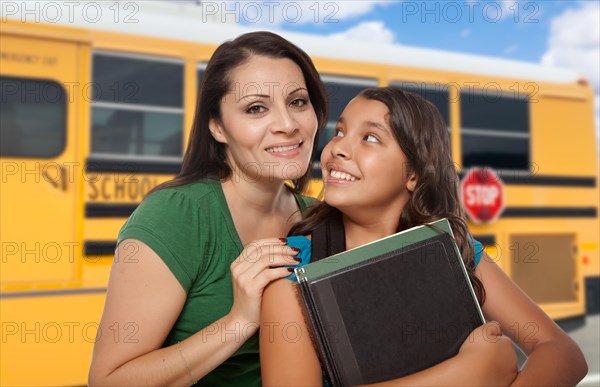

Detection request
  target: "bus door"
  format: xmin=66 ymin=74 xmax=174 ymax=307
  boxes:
xmin=1 ymin=32 xmax=85 ymax=386
xmin=1 ymin=34 xmax=80 ymax=287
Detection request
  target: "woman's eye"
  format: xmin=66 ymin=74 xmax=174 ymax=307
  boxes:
xmin=365 ymin=134 xmax=380 ymax=143
xmin=291 ymin=98 xmax=308 ymax=107
xmin=246 ymin=105 xmax=266 ymax=114
xmin=334 ymin=128 xmax=344 ymax=137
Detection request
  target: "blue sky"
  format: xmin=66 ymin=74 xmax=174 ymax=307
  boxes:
xmin=274 ymin=1 xmax=573 ymax=63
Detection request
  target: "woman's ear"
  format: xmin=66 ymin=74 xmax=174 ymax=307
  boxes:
xmin=209 ymin=118 xmax=227 ymax=144
xmin=406 ymin=172 xmax=417 ymax=193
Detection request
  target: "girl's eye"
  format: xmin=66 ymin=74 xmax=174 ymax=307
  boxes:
xmin=291 ymin=98 xmax=308 ymax=108
xmin=246 ymin=105 xmax=266 ymax=114
xmin=334 ymin=128 xmax=344 ymax=137
xmin=365 ymin=134 xmax=380 ymax=143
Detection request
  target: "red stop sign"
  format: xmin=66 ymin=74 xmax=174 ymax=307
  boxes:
xmin=461 ymin=168 xmax=504 ymax=223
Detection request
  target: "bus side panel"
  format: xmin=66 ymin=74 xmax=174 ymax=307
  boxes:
xmin=1 ymin=293 xmax=106 ymax=386
xmin=533 ymin=95 xmax=598 ymax=177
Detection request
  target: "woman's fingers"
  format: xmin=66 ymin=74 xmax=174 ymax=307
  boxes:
xmin=232 ymin=241 xmax=301 ymax=279
xmin=231 ymin=238 xmax=301 ymax=290
xmin=228 ymin=238 xmax=303 ymax=323
xmin=255 ymin=267 xmax=297 ymax=290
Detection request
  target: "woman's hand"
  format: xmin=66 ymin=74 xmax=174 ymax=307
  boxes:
xmin=459 ymin=321 xmax=518 ymax=386
xmin=229 ymin=238 xmax=301 ymax=331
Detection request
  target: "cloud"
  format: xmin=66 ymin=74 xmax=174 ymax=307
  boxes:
xmin=331 ymin=1 xmax=394 ymax=20
xmin=461 ymin=28 xmax=471 ymax=38
xmin=595 ymin=96 xmax=600 ymax=150
xmin=329 ymin=21 xmax=395 ymax=44
xmin=500 ymin=0 xmax=519 ymax=18
xmin=541 ymin=1 xmax=600 ymax=145
xmin=541 ymin=2 xmax=599 ymax=89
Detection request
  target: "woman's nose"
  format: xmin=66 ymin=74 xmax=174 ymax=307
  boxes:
xmin=271 ymin=106 xmax=298 ymax=134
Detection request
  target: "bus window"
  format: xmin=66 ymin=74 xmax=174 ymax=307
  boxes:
xmin=461 ymin=90 xmax=530 ymax=170
xmin=90 ymin=52 xmax=184 ymax=158
xmin=91 ymin=108 xmax=183 ymax=156
xmin=197 ymin=63 xmax=206 ymax=92
xmin=390 ymin=81 xmax=450 ymax=126
xmin=0 ymin=77 xmax=66 ymax=158
xmin=315 ymin=75 xmax=377 ymax=175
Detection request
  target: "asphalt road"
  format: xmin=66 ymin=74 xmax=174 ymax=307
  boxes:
xmin=572 ymin=314 xmax=600 ymax=386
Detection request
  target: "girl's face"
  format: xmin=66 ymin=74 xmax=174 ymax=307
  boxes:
xmin=321 ymin=96 xmax=416 ymax=215
xmin=209 ymin=55 xmax=318 ymax=183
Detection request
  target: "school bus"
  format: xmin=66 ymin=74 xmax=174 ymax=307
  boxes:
xmin=1 ymin=2 xmax=598 ymax=386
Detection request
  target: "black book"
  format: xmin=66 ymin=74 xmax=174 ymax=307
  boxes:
xmin=294 ymin=219 xmax=485 ymax=387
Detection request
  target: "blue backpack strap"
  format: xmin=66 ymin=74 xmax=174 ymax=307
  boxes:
xmin=472 ymin=237 xmax=483 ymax=269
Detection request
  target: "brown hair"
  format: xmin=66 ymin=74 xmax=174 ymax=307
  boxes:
xmin=150 ymin=31 xmax=328 ymax=194
xmin=290 ymin=87 xmax=485 ymax=304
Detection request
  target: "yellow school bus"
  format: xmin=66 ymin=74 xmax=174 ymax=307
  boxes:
xmin=1 ymin=2 xmax=598 ymax=386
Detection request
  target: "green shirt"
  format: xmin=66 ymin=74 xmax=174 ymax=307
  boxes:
xmin=117 ymin=179 xmax=315 ymax=386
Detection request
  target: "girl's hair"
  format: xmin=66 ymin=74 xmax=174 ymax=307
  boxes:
xmin=290 ymin=87 xmax=486 ymax=304
xmin=150 ymin=31 xmax=328 ymax=194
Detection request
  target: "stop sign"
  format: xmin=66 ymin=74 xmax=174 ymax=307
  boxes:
xmin=461 ymin=168 xmax=504 ymax=223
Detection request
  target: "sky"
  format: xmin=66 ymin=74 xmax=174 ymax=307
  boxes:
xmin=217 ymin=0 xmax=599 ymax=147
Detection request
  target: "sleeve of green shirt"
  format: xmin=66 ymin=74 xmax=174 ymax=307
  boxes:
xmin=116 ymin=189 xmax=201 ymax=292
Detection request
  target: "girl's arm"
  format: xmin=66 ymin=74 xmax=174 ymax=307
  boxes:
xmin=477 ymin=252 xmax=588 ymax=386
xmin=261 ymin=279 xmax=517 ymax=387
xmin=358 ymin=321 xmax=517 ymax=387
xmin=89 ymin=238 xmax=296 ymax=386
xmin=261 ymin=279 xmax=323 ymax=387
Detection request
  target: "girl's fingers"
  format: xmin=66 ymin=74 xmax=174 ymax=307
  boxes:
xmin=481 ymin=321 xmax=502 ymax=338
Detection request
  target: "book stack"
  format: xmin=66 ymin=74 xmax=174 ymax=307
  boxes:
xmin=294 ymin=219 xmax=485 ymax=387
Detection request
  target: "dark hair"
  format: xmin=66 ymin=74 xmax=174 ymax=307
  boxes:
xmin=151 ymin=31 xmax=328 ymax=194
xmin=290 ymin=87 xmax=486 ymax=304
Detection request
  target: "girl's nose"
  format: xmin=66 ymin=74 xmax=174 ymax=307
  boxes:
xmin=329 ymin=135 xmax=351 ymax=159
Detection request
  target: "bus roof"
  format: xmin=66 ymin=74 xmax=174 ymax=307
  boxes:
xmin=2 ymin=1 xmax=580 ymax=83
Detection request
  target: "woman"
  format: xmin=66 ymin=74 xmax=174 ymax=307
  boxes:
xmin=88 ymin=31 xmax=327 ymax=386
xmin=261 ymin=88 xmax=587 ymax=386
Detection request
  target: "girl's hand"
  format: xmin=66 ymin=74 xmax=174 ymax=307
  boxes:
xmin=459 ymin=321 xmax=518 ymax=386
xmin=229 ymin=238 xmax=300 ymax=330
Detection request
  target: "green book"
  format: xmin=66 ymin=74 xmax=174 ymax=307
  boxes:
xmin=295 ymin=218 xmax=485 ymax=387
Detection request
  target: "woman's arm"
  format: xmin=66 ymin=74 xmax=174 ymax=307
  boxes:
xmin=477 ymin=252 xmax=588 ymax=386
xmin=90 ymin=238 xmax=297 ymax=386
xmin=260 ymin=279 xmax=517 ymax=387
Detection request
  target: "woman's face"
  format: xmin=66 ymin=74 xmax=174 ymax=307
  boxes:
xmin=321 ymin=96 xmax=416 ymax=215
xmin=210 ymin=55 xmax=318 ymax=183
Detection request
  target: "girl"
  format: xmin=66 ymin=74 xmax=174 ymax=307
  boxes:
xmin=88 ymin=31 xmax=327 ymax=386
xmin=261 ymin=87 xmax=587 ymax=386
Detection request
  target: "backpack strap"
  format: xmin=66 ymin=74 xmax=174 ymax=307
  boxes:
xmin=311 ymin=209 xmax=346 ymax=262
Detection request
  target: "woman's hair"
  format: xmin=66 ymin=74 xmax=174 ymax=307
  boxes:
xmin=290 ymin=87 xmax=486 ymax=304
xmin=151 ymin=31 xmax=328 ymax=194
